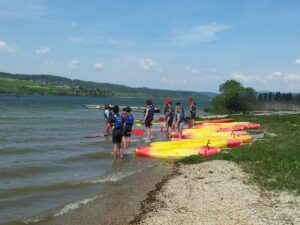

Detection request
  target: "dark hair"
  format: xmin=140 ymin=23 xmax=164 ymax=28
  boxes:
xmin=168 ymin=101 xmax=172 ymax=105
xmin=104 ymin=104 xmax=110 ymax=109
xmin=176 ymin=102 xmax=181 ymax=106
xmin=112 ymin=105 xmax=119 ymax=114
xmin=146 ymin=99 xmax=151 ymax=105
xmin=125 ymin=106 xmax=131 ymax=112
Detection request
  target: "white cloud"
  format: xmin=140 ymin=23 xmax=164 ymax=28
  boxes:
xmin=229 ymin=71 xmax=300 ymax=92
xmin=161 ymin=77 xmax=188 ymax=85
xmin=138 ymin=58 xmax=155 ymax=70
xmin=70 ymin=36 xmax=133 ymax=46
xmin=267 ymin=71 xmax=282 ymax=80
xmin=173 ymin=23 xmax=229 ymax=45
xmin=0 ymin=40 xmax=16 ymax=52
xmin=68 ymin=59 xmax=79 ymax=68
xmin=185 ymin=66 xmax=200 ymax=74
xmin=230 ymin=72 xmax=261 ymax=83
xmin=35 ymin=46 xmax=50 ymax=54
xmin=285 ymin=74 xmax=300 ymax=81
xmin=94 ymin=62 xmax=103 ymax=70
xmin=295 ymin=59 xmax=300 ymax=64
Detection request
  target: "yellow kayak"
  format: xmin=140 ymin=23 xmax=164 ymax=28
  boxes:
xmin=135 ymin=145 xmax=221 ymax=159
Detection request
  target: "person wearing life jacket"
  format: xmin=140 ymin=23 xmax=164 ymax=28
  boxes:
xmin=121 ymin=106 xmax=134 ymax=151
xmin=166 ymin=101 xmax=174 ymax=138
xmin=144 ymin=99 xmax=153 ymax=143
xmin=175 ymin=102 xmax=185 ymax=139
xmin=112 ymin=105 xmax=123 ymax=159
xmin=103 ymin=104 xmax=113 ymax=136
xmin=189 ymin=101 xmax=196 ymax=127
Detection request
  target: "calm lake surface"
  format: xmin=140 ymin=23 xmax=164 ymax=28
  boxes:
xmin=0 ymin=94 xmax=210 ymax=224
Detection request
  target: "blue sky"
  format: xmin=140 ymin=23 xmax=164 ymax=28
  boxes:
xmin=0 ymin=0 xmax=300 ymax=92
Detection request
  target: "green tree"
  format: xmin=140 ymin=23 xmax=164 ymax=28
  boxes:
xmin=211 ymin=80 xmax=257 ymax=113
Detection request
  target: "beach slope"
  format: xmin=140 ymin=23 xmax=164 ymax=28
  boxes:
xmin=133 ymin=160 xmax=300 ymax=225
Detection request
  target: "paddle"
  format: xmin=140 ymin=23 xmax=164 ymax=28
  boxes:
xmin=166 ymin=97 xmax=171 ymax=104
xmin=189 ymin=97 xmax=193 ymax=106
xmin=83 ymin=129 xmax=145 ymax=138
xmin=82 ymin=134 xmax=105 ymax=138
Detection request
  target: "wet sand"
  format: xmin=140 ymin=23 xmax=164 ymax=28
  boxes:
xmin=34 ymin=161 xmax=173 ymax=225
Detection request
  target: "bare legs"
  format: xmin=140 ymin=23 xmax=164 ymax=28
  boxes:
xmin=113 ymin=143 xmax=123 ymax=159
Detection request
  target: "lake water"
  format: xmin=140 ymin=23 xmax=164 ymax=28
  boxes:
xmin=0 ymin=94 xmax=210 ymax=224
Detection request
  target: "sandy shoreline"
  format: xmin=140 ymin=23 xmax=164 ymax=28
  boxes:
xmin=27 ymin=162 xmax=173 ymax=225
xmin=133 ymin=160 xmax=300 ymax=225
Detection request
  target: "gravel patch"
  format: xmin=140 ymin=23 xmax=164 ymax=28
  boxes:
xmin=135 ymin=160 xmax=300 ymax=225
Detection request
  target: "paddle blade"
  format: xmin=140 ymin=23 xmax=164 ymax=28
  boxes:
xmin=189 ymin=97 xmax=193 ymax=106
xmin=132 ymin=129 xmax=144 ymax=136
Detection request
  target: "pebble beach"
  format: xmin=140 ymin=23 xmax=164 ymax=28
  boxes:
xmin=133 ymin=160 xmax=300 ymax=225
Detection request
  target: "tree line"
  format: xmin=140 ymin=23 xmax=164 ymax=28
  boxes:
xmin=257 ymin=92 xmax=300 ymax=103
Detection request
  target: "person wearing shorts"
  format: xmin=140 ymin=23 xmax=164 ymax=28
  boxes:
xmin=144 ymin=99 xmax=153 ymax=142
xmin=122 ymin=106 xmax=134 ymax=151
xmin=112 ymin=105 xmax=123 ymax=159
xmin=190 ymin=101 xmax=196 ymax=127
xmin=166 ymin=102 xmax=174 ymax=138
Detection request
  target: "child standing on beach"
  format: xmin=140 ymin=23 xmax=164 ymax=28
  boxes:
xmin=122 ymin=106 xmax=134 ymax=152
xmin=175 ymin=102 xmax=184 ymax=139
xmin=189 ymin=101 xmax=196 ymax=127
xmin=144 ymin=99 xmax=154 ymax=142
xmin=112 ymin=105 xmax=123 ymax=159
xmin=166 ymin=101 xmax=174 ymax=138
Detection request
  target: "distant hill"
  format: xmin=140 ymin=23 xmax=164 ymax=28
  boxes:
xmin=0 ymin=72 xmax=217 ymax=99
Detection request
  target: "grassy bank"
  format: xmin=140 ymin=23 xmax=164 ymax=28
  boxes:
xmin=0 ymin=78 xmax=84 ymax=96
xmin=179 ymin=114 xmax=300 ymax=194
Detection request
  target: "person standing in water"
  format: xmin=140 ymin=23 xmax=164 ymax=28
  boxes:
xmin=103 ymin=104 xmax=113 ymax=136
xmin=112 ymin=105 xmax=123 ymax=159
xmin=122 ymin=106 xmax=134 ymax=152
xmin=144 ymin=99 xmax=154 ymax=142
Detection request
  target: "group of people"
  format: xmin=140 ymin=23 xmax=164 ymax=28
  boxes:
xmin=164 ymin=99 xmax=197 ymax=138
xmin=103 ymin=98 xmax=196 ymax=159
xmin=103 ymin=104 xmax=134 ymax=159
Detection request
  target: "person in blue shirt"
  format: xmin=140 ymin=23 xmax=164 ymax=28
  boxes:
xmin=112 ymin=105 xmax=123 ymax=159
xmin=121 ymin=106 xmax=134 ymax=152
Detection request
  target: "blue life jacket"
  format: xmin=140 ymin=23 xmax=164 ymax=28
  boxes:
xmin=168 ymin=108 xmax=174 ymax=120
xmin=125 ymin=113 xmax=134 ymax=125
xmin=150 ymin=105 xmax=155 ymax=118
xmin=114 ymin=114 xmax=123 ymax=129
xmin=146 ymin=106 xmax=153 ymax=120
